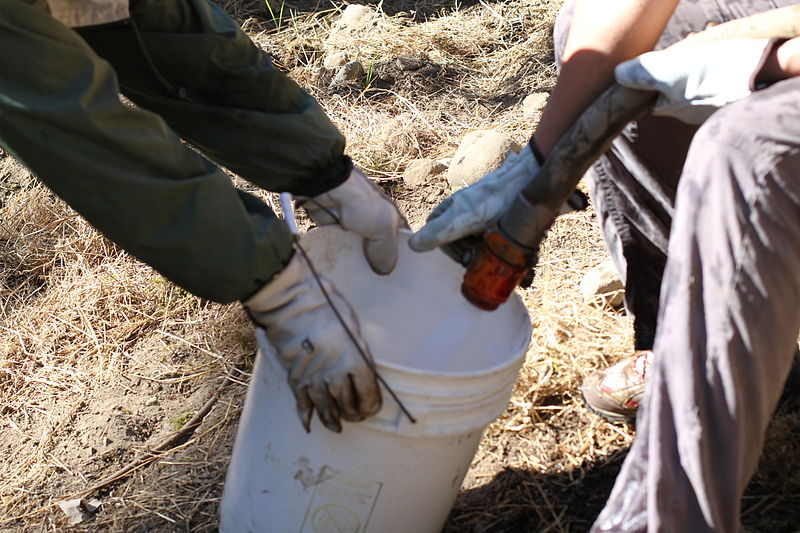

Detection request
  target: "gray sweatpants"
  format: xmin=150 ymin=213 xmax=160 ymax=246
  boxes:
xmin=555 ymin=0 xmax=800 ymax=532
xmin=554 ymin=1 xmax=800 ymax=531
xmin=592 ymin=75 xmax=800 ymax=533
xmin=554 ymin=0 xmax=797 ymax=349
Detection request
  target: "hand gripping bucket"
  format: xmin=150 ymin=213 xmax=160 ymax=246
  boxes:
xmin=219 ymin=227 xmax=532 ymax=533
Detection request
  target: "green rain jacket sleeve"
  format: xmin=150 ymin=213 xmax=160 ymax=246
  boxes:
xmin=0 ymin=0 xmax=303 ymax=303
xmin=77 ymin=0 xmax=353 ymax=199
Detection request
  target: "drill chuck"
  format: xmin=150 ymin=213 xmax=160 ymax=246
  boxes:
xmin=461 ymin=225 xmax=537 ymax=311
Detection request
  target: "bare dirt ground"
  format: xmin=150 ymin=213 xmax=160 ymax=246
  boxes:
xmin=2 ymin=0 xmax=800 ymax=531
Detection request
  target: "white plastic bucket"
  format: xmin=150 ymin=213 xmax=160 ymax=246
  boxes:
xmin=219 ymin=227 xmax=532 ymax=533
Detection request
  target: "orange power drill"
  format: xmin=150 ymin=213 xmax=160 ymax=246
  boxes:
xmin=446 ymin=84 xmax=658 ymax=311
xmin=445 ymin=190 xmax=568 ymax=311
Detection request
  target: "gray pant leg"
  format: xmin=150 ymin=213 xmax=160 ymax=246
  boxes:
xmin=553 ymin=0 xmax=794 ymax=349
xmin=592 ymin=77 xmax=800 ymax=533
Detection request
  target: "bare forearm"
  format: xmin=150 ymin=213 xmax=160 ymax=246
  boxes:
xmin=535 ymin=0 xmax=679 ymax=154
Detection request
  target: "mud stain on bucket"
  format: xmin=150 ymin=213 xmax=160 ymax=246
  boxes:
xmin=294 ymin=457 xmax=337 ymax=490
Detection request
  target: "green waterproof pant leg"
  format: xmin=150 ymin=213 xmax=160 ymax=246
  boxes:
xmin=0 ymin=0 xmax=292 ymax=303
xmin=77 ymin=0 xmax=351 ymax=197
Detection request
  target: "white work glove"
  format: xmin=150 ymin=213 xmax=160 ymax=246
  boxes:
xmin=244 ymin=251 xmax=381 ymax=433
xmin=615 ymin=38 xmax=772 ymax=124
xmin=300 ymin=168 xmax=407 ymax=275
xmin=408 ymin=148 xmax=540 ymax=252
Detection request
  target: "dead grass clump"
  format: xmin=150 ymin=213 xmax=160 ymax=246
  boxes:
xmin=0 ymin=179 xmax=254 ymax=528
xmin=247 ymin=0 xmax=560 ymax=153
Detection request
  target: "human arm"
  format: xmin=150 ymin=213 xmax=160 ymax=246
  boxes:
xmin=534 ymin=0 xmax=678 ymax=155
xmin=77 ymin=0 xmax=407 ymax=276
xmin=1 ymin=1 xmax=294 ymax=304
xmin=409 ymin=0 xmax=678 ymax=251
xmin=3 ymin=2 xmax=379 ymax=431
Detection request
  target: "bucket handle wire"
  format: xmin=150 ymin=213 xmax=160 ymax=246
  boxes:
xmin=279 ymin=193 xmax=417 ymax=425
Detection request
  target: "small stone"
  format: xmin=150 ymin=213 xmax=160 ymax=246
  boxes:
xmin=323 ymin=51 xmax=348 ymax=69
xmin=80 ymin=445 xmax=97 ymax=458
xmin=58 ymin=499 xmax=98 ymax=525
xmin=446 ymin=130 xmax=521 ymax=190
xmin=403 ymin=159 xmax=447 ymax=188
xmin=331 ymin=61 xmax=364 ymax=85
xmin=394 ymin=54 xmax=423 ymax=71
xmin=145 ymin=397 xmax=158 ymax=407
xmin=338 ymin=5 xmax=376 ymax=29
xmin=580 ymin=260 xmax=625 ymax=308
xmin=325 ymin=5 xmax=378 ymax=49
xmin=522 ymin=92 xmax=549 ymax=116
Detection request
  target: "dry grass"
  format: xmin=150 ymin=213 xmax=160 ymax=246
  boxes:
xmin=1 ymin=0 xmax=799 ymax=531
xmin=0 ymin=165 xmax=255 ymax=530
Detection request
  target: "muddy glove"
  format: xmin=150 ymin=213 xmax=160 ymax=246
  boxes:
xmin=615 ymin=38 xmax=772 ymax=124
xmin=300 ymin=168 xmax=406 ymax=275
xmin=408 ymin=148 xmax=539 ymax=252
xmin=244 ymin=251 xmax=382 ymax=433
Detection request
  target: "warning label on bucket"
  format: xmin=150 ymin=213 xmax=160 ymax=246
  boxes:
xmin=300 ymin=467 xmax=382 ymax=533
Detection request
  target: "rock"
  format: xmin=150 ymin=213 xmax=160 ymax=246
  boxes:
xmin=326 ymin=5 xmax=379 ymax=49
xmin=446 ymin=131 xmax=521 ymax=190
xmin=323 ymin=51 xmax=349 ymax=69
xmin=331 ymin=61 xmax=364 ymax=85
xmin=403 ymin=159 xmax=447 ymax=188
xmin=580 ymin=260 xmax=625 ymax=308
xmin=145 ymin=397 xmax=158 ymax=407
xmin=338 ymin=4 xmax=376 ymax=28
xmin=58 ymin=498 xmax=101 ymax=525
xmin=522 ymin=92 xmax=549 ymax=116
xmin=80 ymin=445 xmax=97 ymax=459
xmin=394 ymin=54 xmax=424 ymax=71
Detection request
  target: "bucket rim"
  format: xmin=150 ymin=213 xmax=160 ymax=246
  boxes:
xmin=374 ymin=320 xmax=531 ymax=379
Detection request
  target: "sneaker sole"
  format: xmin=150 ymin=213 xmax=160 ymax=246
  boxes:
xmin=580 ymin=389 xmax=636 ymax=425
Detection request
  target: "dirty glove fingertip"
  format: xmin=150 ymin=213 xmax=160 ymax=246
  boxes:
xmin=407 ymin=230 xmax=439 ymax=252
xmin=296 ymin=386 xmax=314 ymax=433
xmin=364 ymin=236 xmax=399 ymax=275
